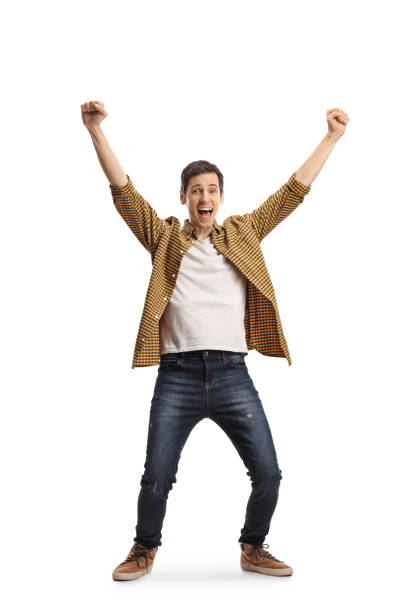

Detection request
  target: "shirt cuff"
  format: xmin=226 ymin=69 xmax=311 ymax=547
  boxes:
xmin=287 ymin=172 xmax=311 ymax=196
xmin=109 ymin=174 xmax=132 ymax=195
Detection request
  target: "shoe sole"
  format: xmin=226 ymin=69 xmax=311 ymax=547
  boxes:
xmin=241 ymin=562 xmax=293 ymax=576
xmin=112 ymin=567 xmax=152 ymax=581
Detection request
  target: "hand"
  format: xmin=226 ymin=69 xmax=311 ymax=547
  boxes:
xmin=326 ymin=107 xmax=350 ymax=139
xmin=81 ymin=100 xmax=108 ymax=129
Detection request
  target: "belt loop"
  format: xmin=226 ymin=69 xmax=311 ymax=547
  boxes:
xmin=203 ymin=350 xmax=208 ymax=358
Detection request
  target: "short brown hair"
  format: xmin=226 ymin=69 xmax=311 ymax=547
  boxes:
xmin=180 ymin=160 xmax=224 ymax=197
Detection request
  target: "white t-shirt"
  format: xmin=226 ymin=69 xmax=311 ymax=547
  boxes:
xmin=160 ymin=235 xmax=248 ymax=354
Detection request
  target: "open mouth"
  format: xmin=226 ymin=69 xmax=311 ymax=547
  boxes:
xmin=198 ymin=208 xmax=213 ymax=219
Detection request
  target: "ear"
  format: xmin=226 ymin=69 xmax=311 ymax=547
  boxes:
xmin=180 ymin=189 xmax=186 ymax=206
xmin=220 ymin=190 xmax=225 ymax=205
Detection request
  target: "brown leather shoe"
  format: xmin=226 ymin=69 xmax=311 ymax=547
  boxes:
xmin=240 ymin=542 xmax=293 ymax=576
xmin=112 ymin=541 xmax=158 ymax=581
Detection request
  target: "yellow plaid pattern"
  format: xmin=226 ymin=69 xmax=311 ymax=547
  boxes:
xmin=110 ymin=172 xmax=311 ymax=368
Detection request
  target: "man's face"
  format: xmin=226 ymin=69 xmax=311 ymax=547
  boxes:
xmin=180 ymin=172 xmax=224 ymax=230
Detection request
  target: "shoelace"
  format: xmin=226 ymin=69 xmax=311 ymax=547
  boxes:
xmin=125 ymin=543 xmax=151 ymax=567
xmin=250 ymin=543 xmax=283 ymax=563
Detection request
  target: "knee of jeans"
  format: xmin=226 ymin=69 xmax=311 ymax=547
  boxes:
xmin=265 ymin=470 xmax=282 ymax=483
xmin=248 ymin=468 xmax=282 ymax=486
xmin=260 ymin=471 xmax=282 ymax=492
xmin=140 ymin=473 xmax=177 ymax=498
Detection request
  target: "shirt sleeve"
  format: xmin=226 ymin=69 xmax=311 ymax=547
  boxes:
xmin=247 ymin=172 xmax=311 ymax=242
xmin=109 ymin=175 xmax=166 ymax=254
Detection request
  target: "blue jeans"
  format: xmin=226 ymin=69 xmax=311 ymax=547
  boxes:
xmin=134 ymin=349 xmax=282 ymax=548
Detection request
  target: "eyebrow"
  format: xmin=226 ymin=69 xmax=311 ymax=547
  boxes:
xmin=190 ymin=184 xmax=218 ymax=189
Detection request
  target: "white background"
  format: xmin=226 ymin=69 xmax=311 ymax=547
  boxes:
xmin=1 ymin=0 xmax=407 ymax=610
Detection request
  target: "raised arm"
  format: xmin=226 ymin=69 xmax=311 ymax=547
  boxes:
xmin=82 ymin=100 xmax=165 ymax=253
xmin=248 ymin=107 xmax=350 ymax=242
xmin=294 ymin=108 xmax=350 ymax=185
xmin=109 ymin=175 xmax=166 ymax=254
xmin=82 ymin=100 xmax=127 ymax=187
xmin=248 ymin=172 xmax=311 ymax=242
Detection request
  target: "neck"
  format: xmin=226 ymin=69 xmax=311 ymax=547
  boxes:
xmin=196 ymin=230 xmax=212 ymax=241
xmin=190 ymin=221 xmax=213 ymax=241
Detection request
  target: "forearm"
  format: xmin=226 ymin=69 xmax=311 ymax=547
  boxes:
xmin=294 ymin=133 xmax=340 ymax=187
xmin=87 ymin=124 xmax=128 ymax=188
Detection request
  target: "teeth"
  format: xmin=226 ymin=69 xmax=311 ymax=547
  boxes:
xmin=198 ymin=208 xmax=212 ymax=212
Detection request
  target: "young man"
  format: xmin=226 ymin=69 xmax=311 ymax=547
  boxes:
xmin=82 ymin=101 xmax=349 ymax=580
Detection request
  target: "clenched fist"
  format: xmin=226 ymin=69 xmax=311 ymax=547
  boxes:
xmin=326 ymin=108 xmax=350 ymax=139
xmin=81 ymin=100 xmax=108 ymax=129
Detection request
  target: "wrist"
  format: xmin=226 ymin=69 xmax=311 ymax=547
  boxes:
xmin=324 ymin=131 xmax=341 ymax=144
xmin=87 ymin=123 xmax=104 ymax=137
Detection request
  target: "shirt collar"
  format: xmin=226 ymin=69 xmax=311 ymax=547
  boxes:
xmin=182 ymin=217 xmax=222 ymax=238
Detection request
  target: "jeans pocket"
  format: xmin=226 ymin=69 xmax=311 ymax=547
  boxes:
xmin=159 ymin=356 xmax=182 ymax=370
xmin=225 ymin=352 xmax=246 ymax=368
